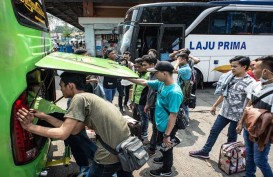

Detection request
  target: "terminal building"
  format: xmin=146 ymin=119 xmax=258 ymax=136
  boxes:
xmin=45 ymin=0 xmax=209 ymax=56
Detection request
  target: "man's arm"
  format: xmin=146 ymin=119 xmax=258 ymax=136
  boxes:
xmin=17 ymin=108 xmax=85 ymax=140
xmin=189 ymin=55 xmax=200 ymax=64
xmin=210 ymin=96 xmax=224 ymax=115
xmin=236 ymin=99 xmax=252 ymax=134
xmin=169 ymin=50 xmax=180 ymax=60
xmin=31 ymin=110 xmax=64 ymax=128
xmin=127 ymin=78 xmax=148 ymax=86
xmin=163 ymin=113 xmax=177 ymax=146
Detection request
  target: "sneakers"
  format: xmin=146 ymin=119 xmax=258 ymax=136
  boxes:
xmin=153 ymin=156 xmax=163 ymax=164
xmin=146 ymin=147 xmax=156 ymax=157
xmin=189 ymin=150 xmax=210 ymax=159
xmin=124 ymin=104 xmax=130 ymax=110
xmin=76 ymin=166 xmax=90 ymax=177
xmin=149 ymin=168 xmax=172 ymax=177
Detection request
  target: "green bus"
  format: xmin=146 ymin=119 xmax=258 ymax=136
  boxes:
xmin=0 ymin=1 xmax=137 ymax=176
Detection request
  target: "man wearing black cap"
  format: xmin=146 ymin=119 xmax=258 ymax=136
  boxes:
xmin=128 ymin=61 xmax=183 ymax=176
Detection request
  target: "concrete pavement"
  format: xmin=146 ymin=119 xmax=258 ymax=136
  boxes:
xmin=46 ymin=80 xmax=272 ymax=177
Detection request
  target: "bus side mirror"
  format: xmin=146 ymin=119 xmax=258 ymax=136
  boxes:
xmin=117 ymin=23 xmax=123 ymax=34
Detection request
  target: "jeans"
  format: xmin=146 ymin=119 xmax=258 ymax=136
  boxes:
xmin=243 ymin=129 xmax=273 ymax=177
xmin=118 ymin=85 xmax=131 ymax=109
xmin=104 ymin=88 xmax=116 ymax=102
xmin=64 ymin=130 xmax=97 ymax=166
xmin=182 ymin=104 xmax=189 ymax=121
xmin=149 ymin=107 xmax=158 ymax=151
xmin=137 ymin=104 xmax=149 ymax=137
xmin=202 ymin=115 xmax=237 ymax=154
xmin=158 ymin=127 xmax=178 ymax=171
xmin=40 ymin=113 xmax=97 ymax=167
xmin=87 ymin=162 xmax=133 ymax=177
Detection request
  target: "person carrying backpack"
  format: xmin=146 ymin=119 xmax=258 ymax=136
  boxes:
xmin=174 ymin=53 xmax=192 ymax=123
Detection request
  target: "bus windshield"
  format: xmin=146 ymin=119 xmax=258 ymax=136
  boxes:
xmin=118 ymin=22 xmax=136 ymax=55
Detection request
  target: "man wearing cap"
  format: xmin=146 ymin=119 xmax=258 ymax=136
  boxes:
xmin=128 ymin=61 xmax=183 ymax=177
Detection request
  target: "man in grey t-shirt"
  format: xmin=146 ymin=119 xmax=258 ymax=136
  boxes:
xmin=17 ymin=72 xmax=133 ymax=177
xmin=189 ymin=56 xmax=254 ymax=159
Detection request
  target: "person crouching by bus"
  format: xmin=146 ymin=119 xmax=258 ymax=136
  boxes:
xmin=17 ymin=72 xmax=133 ymax=177
xmin=128 ymin=61 xmax=183 ymax=176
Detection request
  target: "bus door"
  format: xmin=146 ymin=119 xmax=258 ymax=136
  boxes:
xmin=158 ymin=24 xmax=186 ymax=61
xmin=135 ymin=23 xmax=163 ymax=59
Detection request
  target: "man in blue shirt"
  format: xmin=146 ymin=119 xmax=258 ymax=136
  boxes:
xmin=174 ymin=53 xmax=192 ymax=121
xmin=128 ymin=61 xmax=183 ymax=177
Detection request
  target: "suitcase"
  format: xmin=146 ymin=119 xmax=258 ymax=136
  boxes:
xmin=218 ymin=141 xmax=246 ymax=175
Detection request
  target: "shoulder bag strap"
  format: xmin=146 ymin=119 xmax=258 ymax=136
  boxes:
xmin=96 ymin=135 xmax=118 ymax=155
xmin=252 ymin=90 xmax=273 ymax=106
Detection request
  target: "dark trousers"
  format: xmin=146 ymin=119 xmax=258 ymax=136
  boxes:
xmin=149 ymin=108 xmax=158 ymax=151
xmin=158 ymin=126 xmax=178 ymax=171
xmin=39 ymin=112 xmax=97 ymax=167
xmin=87 ymin=162 xmax=133 ymax=177
xmin=201 ymin=114 xmax=237 ymax=153
xmin=118 ymin=85 xmax=131 ymax=109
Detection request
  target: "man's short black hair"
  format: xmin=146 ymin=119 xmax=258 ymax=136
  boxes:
xmin=182 ymin=48 xmax=191 ymax=55
xmin=135 ymin=58 xmax=143 ymax=64
xmin=148 ymin=49 xmax=158 ymax=58
xmin=177 ymin=53 xmax=189 ymax=61
xmin=255 ymin=55 xmax=273 ymax=72
xmin=229 ymin=56 xmax=250 ymax=70
xmin=123 ymin=51 xmax=131 ymax=56
xmin=60 ymin=72 xmax=86 ymax=90
xmin=142 ymin=55 xmax=157 ymax=65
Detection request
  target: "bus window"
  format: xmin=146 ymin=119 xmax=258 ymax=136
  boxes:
xmin=254 ymin=12 xmax=273 ymax=33
xmin=12 ymin=0 xmax=48 ymax=31
xmin=161 ymin=6 xmax=209 ymax=27
xmin=140 ymin=7 xmax=161 ymax=23
xmin=159 ymin=25 xmax=185 ymax=60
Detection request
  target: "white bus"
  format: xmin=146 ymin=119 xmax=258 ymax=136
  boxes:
xmin=116 ymin=1 xmax=273 ymax=85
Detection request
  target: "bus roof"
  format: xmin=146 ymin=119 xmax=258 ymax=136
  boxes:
xmin=129 ymin=2 xmax=217 ymax=11
xmin=208 ymin=0 xmax=273 ymax=5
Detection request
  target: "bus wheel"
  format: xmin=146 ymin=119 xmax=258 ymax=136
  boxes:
xmin=195 ymin=68 xmax=203 ymax=90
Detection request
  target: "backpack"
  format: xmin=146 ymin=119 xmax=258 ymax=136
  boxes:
xmin=180 ymin=68 xmax=196 ymax=107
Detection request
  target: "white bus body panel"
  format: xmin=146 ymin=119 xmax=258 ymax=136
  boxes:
xmin=185 ymin=34 xmax=273 ymax=82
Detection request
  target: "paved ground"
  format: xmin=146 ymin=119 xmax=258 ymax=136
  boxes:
xmin=46 ymin=78 xmax=272 ymax=177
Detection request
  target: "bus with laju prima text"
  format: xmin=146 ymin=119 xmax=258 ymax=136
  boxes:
xmin=116 ymin=1 xmax=273 ymax=84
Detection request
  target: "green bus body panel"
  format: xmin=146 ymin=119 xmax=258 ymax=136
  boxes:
xmin=0 ymin=0 xmax=51 ymax=176
xmin=36 ymin=52 xmax=138 ymax=78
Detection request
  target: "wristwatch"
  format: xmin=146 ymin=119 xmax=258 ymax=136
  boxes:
xmin=163 ymin=133 xmax=170 ymax=138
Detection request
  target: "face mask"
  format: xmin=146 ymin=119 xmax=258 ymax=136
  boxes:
xmin=260 ymin=69 xmax=273 ymax=83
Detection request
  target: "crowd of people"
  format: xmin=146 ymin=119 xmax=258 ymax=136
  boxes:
xmin=16 ymin=47 xmax=273 ymax=177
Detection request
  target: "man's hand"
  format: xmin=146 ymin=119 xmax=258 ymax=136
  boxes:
xmin=29 ymin=109 xmax=46 ymax=120
xmin=236 ymin=123 xmax=243 ymax=135
xmin=210 ymin=106 xmax=217 ymax=115
xmin=17 ymin=108 xmax=35 ymax=130
xmin=144 ymin=105 xmax=149 ymax=113
xmin=163 ymin=137 xmax=172 ymax=147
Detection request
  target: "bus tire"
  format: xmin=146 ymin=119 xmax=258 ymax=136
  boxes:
xmin=194 ymin=68 xmax=203 ymax=91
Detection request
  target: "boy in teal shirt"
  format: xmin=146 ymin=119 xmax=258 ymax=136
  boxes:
xmin=128 ymin=61 xmax=183 ymax=177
